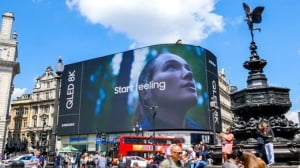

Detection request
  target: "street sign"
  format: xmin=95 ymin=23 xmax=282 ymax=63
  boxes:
xmin=96 ymin=138 xmax=102 ymax=144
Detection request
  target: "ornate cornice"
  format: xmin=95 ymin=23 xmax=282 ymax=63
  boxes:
xmin=0 ymin=59 xmax=20 ymax=74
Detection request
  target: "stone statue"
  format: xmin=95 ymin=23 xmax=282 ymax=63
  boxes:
xmin=243 ymin=2 xmax=264 ymax=42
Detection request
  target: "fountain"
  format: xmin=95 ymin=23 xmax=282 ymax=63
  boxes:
xmin=210 ymin=3 xmax=300 ymax=165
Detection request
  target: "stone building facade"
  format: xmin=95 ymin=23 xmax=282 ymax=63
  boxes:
xmin=218 ymin=68 xmax=233 ymax=131
xmin=7 ymin=67 xmax=58 ymax=153
xmin=0 ymin=12 xmax=20 ymax=154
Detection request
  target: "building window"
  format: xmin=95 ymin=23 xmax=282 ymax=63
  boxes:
xmin=16 ymin=108 xmax=24 ymax=116
xmin=23 ymin=120 xmax=27 ymax=127
xmin=33 ymin=107 xmax=38 ymax=115
xmin=47 ymin=81 xmax=50 ymax=88
xmin=46 ymin=92 xmax=50 ymax=100
xmin=24 ymin=108 xmax=28 ymax=115
xmin=36 ymin=93 xmax=40 ymax=101
xmin=14 ymin=119 xmax=17 ymax=129
xmin=14 ymin=119 xmax=22 ymax=129
xmin=33 ymin=119 xmax=37 ymax=127
xmin=43 ymin=105 xmax=50 ymax=113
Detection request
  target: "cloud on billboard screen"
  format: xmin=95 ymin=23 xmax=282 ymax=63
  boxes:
xmin=66 ymin=0 xmax=224 ymax=46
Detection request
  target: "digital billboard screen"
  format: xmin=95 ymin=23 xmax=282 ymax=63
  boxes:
xmin=57 ymin=44 xmax=221 ymax=135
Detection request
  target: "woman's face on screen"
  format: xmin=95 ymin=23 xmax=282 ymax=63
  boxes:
xmin=150 ymin=53 xmax=198 ymax=107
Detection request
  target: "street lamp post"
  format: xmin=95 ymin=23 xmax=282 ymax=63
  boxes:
xmin=28 ymin=127 xmax=35 ymax=150
xmin=151 ymin=106 xmax=158 ymax=157
xmin=41 ymin=115 xmax=46 ymax=154
xmin=132 ymin=122 xmax=143 ymax=136
xmin=50 ymin=57 xmax=64 ymax=156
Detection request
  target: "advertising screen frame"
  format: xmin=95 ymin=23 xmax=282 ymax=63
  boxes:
xmin=57 ymin=44 xmax=221 ymax=135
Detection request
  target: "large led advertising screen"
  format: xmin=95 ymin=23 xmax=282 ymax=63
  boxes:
xmin=57 ymin=44 xmax=221 ymax=135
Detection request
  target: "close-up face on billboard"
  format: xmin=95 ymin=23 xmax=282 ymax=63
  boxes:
xmin=57 ymin=44 xmax=219 ymax=135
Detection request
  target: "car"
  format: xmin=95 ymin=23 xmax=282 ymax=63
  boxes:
xmin=126 ymin=156 xmax=149 ymax=168
xmin=2 ymin=154 xmax=33 ymax=168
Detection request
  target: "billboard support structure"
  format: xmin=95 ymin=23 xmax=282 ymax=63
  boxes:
xmin=210 ymin=99 xmax=219 ymax=145
xmin=151 ymin=106 xmax=158 ymax=157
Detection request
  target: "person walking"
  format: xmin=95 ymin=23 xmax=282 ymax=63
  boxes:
xmin=75 ymin=153 xmax=81 ymax=168
xmin=96 ymin=153 xmax=107 ymax=168
xmin=70 ymin=154 xmax=76 ymax=168
xmin=54 ymin=152 xmax=62 ymax=168
xmin=86 ymin=154 xmax=96 ymax=168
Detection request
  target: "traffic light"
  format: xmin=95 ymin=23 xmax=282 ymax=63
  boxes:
xmin=101 ymin=133 xmax=106 ymax=141
xmin=30 ymin=133 xmax=35 ymax=148
xmin=41 ymin=131 xmax=47 ymax=141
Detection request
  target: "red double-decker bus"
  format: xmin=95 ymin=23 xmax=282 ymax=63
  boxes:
xmin=110 ymin=135 xmax=182 ymax=164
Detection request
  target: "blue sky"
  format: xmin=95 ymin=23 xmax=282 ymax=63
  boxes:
xmin=1 ymin=0 xmax=299 ymax=123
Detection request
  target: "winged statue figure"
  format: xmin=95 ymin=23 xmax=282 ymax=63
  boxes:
xmin=243 ymin=2 xmax=264 ymax=41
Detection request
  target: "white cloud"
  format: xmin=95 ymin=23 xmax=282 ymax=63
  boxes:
xmin=11 ymin=88 xmax=27 ymax=100
xmin=285 ymin=111 xmax=300 ymax=126
xmin=228 ymin=16 xmax=243 ymax=26
xmin=66 ymin=0 xmax=224 ymax=46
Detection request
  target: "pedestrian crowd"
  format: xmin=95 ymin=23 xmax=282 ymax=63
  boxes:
xmin=157 ymin=121 xmax=274 ymax=168
xmin=25 ymin=122 xmax=274 ymax=168
xmin=54 ymin=151 xmax=108 ymax=168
